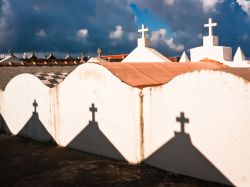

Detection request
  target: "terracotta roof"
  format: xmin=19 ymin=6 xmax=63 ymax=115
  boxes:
xmin=101 ymin=54 xmax=128 ymax=62
xmin=215 ymin=68 xmax=250 ymax=82
xmin=199 ymin=58 xmax=227 ymax=67
xmin=100 ymin=62 xmax=223 ymax=88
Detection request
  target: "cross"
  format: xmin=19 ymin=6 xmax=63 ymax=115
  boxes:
xmin=138 ymin=24 xmax=149 ymax=39
xmin=8 ymin=49 xmax=13 ymax=56
xmin=97 ymin=48 xmax=102 ymax=58
xmin=33 ymin=100 xmax=38 ymax=113
xmin=89 ymin=103 xmax=97 ymax=122
xmin=176 ymin=112 xmax=189 ymax=133
xmin=204 ymin=18 xmax=217 ymax=36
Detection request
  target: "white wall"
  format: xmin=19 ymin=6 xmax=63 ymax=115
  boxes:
xmin=190 ymin=46 xmax=232 ymax=62
xmin=143 ymin=70 xmax=250 ymax=187
xmin=2 ymin=74 xmax=54 ymax=142
xmin=56 ymin=63 xmax=142 ymax=163
xmin=0 ymin=64 xmax=143 ymax=164
xmin=1 ymin=64 xmax=250 ymax=186
xmin=122 ymin=46 xmax=171 ymax=62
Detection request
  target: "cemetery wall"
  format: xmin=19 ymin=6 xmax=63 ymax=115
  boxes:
xmin=56 ymin=63 xmax=142 ymax=163
xmin=2 ymin=74 xmax=54 ymax=142
xmin=0 ymin=64 xmax=250 ymax=186
xmin=143 ymin=70 xmax=250 ymax=186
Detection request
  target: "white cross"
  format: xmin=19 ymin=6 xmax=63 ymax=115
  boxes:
xmin=138 ymin=24 xmax=149 ymax=39
xmin=204 ymin=18 xmax=217 ymax=36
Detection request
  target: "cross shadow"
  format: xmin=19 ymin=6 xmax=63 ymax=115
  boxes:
xmin=17 ymin=100 xmax=53 ymax=142
xmin=145 ymin=112 xmax=233 ymax=186
xmin=67 ymin=103 xmax=125 ymax=161
xmin=0 ymin=113 xmax=10 ymax=134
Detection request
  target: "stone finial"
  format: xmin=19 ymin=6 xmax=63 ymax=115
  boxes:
xmin=234 ymin=47 xmax=246 ymax=61
xmin=8 ymin=49 xmax=14 ymax=56
xmin=65 ymin=52 xmax=72 ymax=60
xmin=179 ymin=51 xmax=190 ymax=63
xmin=97 ymin=48 xmax=102 ymax=58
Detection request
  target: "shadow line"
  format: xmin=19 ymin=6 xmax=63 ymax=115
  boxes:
xmin=145 ymin=112 xmax=233 ymax=186
xmin=67 ymin=103 xmax=125 ymax=160
xmin=17 ymin=100 xmax=53 ymax=142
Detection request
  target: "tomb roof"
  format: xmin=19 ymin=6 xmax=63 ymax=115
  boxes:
xmin=34 ymin=72 xmax=69 ymax=88
xmin=215 ymin=68 xmax=250 ymax=82
xmin=100 ymin=62 xmax=224 ymax=88
xmin=0 ymin=65 xmax=77 ymax=90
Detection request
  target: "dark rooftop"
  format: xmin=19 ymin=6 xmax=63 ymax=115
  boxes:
xmin=0 ymin=65 xmax=78 ymax=90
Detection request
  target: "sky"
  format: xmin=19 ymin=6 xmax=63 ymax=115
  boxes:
xmin=0 ymin=0 xmax=249 ymax=58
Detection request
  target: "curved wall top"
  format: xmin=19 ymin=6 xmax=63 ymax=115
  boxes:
xmin=99 ymin=62 xmax=224 ymax=88
xmin=143 ymin=69 xmax=250 ymax=186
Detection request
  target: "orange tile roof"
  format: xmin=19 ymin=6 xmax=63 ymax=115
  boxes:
xmin=99 ymin=62 xmax=223 ymax=88
xmin=101 ymin=54 xmax=128 ymax=61
xmin=215 ymin=68 xmax=250 ymax=82
xmin=199 ymin=58 xmax=227 ymax=67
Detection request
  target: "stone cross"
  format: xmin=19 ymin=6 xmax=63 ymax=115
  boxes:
xmin=204 ymin=18 xmax=217 ymax=36
xmin=8 ymin=49 xmax=13 ymax=56
xmin=97 ymin=48 xmax=102 ymax=58
xmin=176 ymin=112 xmax=189 ymax=133
xmin=138 ymin=24 xmax=149 ymax=39
xmin=33 ymin=100 xmax=38 ymax=113
xmin=89 ymin=103 xmax=97 ymax=122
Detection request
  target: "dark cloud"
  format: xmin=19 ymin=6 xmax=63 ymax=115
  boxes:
xmin=0 ymin=0 xmax=137 ymax=55
xmin=133 ymin=0 xmax=250 ymax=56
xmin=0 ymin=0 xmax=249 ymax=57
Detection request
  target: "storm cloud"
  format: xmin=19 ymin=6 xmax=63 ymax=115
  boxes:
xmin=0 ymin=0 xmax=249 ymax=57
xmin=133 ymin=0 xmax=250 ymax=56
xmin=0 ymin=0 xmax=137 ymax=56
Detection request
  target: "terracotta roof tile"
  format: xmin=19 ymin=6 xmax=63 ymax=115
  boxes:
xmin=215 ymin=68 xmax=250 ymax=82
xmin=100 ymin=62 xmax=223 ymax=88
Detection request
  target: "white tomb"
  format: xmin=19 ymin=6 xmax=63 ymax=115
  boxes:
xmin=189 ymin=18 xmax=250 ymax=67
xmin=122 ymin=25 xmax=171 ymax=63
xmin=190 ymin=18 xmax=232 ymax=63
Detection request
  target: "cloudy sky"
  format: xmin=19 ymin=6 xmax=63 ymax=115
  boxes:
xmin=0 ymin=0 xmax=249 ymax=57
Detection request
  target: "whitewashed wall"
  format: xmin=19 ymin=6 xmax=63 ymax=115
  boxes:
xmin=1 ymin=64 xmax=250 ymax=186
xmin=143 ymin=70 xmax=250 ymax=187
xmin=56 ymin=63 xmax=142 ymax=163
xmin=2 ymin=74 xmax=55 ymax=142
xmin=0 ymin=64 xmax=143 ymax=163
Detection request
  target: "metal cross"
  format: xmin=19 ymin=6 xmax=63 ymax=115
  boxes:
xmin=138 ymin=24 xmax=149 ymax=39
xmin=89 ymin=103 xmax=97 ymax=122
xmin=176 ymin=112 xmax=189 ymax=133
xmin=204 ymin=18 xmax=217 ymax=36
xmin=33 ymin=100 xmax=38 ymax=113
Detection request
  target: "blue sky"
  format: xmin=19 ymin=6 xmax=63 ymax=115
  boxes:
xmin=0 ymin=0 xmax=249 ymax=57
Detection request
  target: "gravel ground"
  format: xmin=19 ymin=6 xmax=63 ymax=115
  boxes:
xmin=0 ymin=134 xmax=229 ymax=187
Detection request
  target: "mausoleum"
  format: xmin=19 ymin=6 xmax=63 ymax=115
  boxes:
xmin=189 ymin=18 xmax=250 ymax=67
xmin=122 ymin=25 xmax=171 ymax=63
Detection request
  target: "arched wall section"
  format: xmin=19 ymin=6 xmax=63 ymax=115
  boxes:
xmin=143 ymin=70 xmax=250 ymax=186
xmin=56 ymin=63 xmax=142 ymax=163
xmin=2 ymin=74 xmax=54 ymax=142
